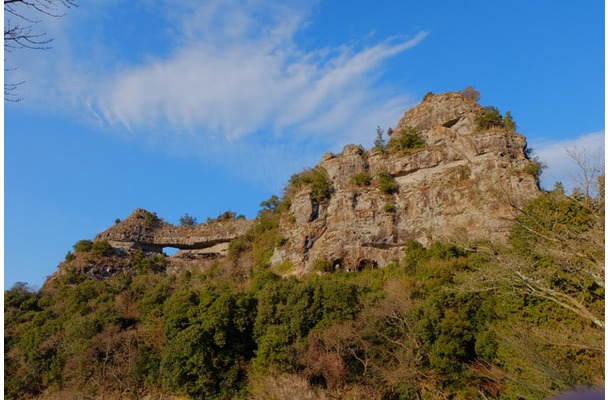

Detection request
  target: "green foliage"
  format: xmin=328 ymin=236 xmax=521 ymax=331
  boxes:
xmin=229 ymin=206 xmax=282 ymax=270
xmin=312 ymin=258 xmax=334 ymax=272
xmin=504 ymin=110 xmax=517 ymax=131
xmin=378 ymin=171 xmax=399 ymax=194
xmin=73 ymin=239 xmax=92 ymax=253
xmin=4 ymin=183 xmax=604 ymax=399
xmin=208 ymin=210 xmax=245 ymax=223
xmin=179 ymin=212 xmax=197 ymax=226
xmin=474 ymin=106 xmax=504 ymax=130
xmin=253 ymin=275 xmax=361 ymax=370
xmin=373 ymin=125 xmax=386 ymax=151
xmin=91 ymin=240 xmax=113 ymax=257
xmin=161 ymin=285 xmax=257 ymax=398
xmin=142 ymin=211 xmax=160 ymax=227
xmin=383 ymin=201 xmax=396 ymax=213
xmin=475 ymin=106 xmax=519 ymax=132
xmin=259 ymin=194 xmax=280 ymax=213
xmin=387 ymin=126 xmax=425 ymax=152
xmin=521 ymin=160 xmax=544 ymax=178
xmin=132 ymin=249 xmax=167 ymax=274
xmin=288 ymin=166 xmax=332 ymax=203
xmin=350 ymin=171 xmax=372 ymax=186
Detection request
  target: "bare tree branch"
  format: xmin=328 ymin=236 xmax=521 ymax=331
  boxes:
xmin=4 ymin=0 xmax=77 ymax=100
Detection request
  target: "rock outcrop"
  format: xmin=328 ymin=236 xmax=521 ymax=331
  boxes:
xmin=55 ymin=91 xmax=542 ymax=279
xmin=270 ymin=91 xmax=540 ymax=273
xmin=95 ymin=208 xmax=253 ymax=257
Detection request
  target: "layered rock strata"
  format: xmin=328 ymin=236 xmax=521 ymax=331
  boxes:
xmin=95 ymin=208 xmax=253 ymax=258
xmin=270 ymin=92 xmax=540 ymax=273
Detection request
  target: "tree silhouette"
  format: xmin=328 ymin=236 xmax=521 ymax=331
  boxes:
xmin=4 ymin=0 xmax=76 ymax=100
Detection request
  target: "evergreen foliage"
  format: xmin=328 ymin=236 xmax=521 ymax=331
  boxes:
xmin=373 ymin=125 xmax=386 ymax=151
xmin=350 ymin=171 xmax=372 ymax=186
xmin=378 ymin=171 xmax=399 ymax=194
xmin=179 ymin=213 xmax=197 ymax=226
xmin=4 ymin=178 xmax=604 ymax=399
xmin=287 ymin=167 xmax=333 ymax=203
xmin=387 ymin=126 xmax=425 ymax=153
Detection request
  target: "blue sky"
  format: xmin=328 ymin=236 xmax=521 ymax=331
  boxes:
xmin=4 ymin=0 xmax=605 ymax=289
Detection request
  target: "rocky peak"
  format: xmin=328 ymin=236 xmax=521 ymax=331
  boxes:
xmin=270 ymin=91 xmax=541 ymax=274
xmin=55 ymin=90 xmax=542 ymax=280
xmin=393 ymin=91 xmax=485 ymax=145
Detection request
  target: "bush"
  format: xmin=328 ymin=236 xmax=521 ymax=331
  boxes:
xmin=90 ymin=240 xmax=113 ymax=257
xmin=474 ymin=106 xmax=504 ymax=130
xmin=521 ymin=161 xmax=543 ymax=178
xmin=288 ymin=167 xmax=332 ymax=203
xmin=460 ymin=86 xmax=480 ymax=102
xmin=383 ymin=202 xmax=396 ymax=213
xmin=378 ymin=172 xmax=399 ymax=194
xmin=350 ymin=171 xmax=372 ymax=186
xmin=73 ymin=240 xmax=93 ymax=253
xmin=387 ymin=127 xmax=425 ymax=152
xmin=142 ymin=211 xmax=160 ymax=227
xmin=313 ymin=259 xmax=335 ymax=273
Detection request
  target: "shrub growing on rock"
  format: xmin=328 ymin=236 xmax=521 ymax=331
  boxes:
xmin=179 ymin=213 xmax=197 ymax=226
xmin=91 ymin=240 xmax=113 ymax=257
xmin=73 ymin=239 xmax=93 ymax=253
xmin=378 ymin=172 xmax=399 ymax=194
xmin=350 ymin=171 xmax=372 ymax=186
xmin=474 ymin=106 xmax=504 ymax=130
xmin=288 ymin=167 xmax=332 ymax=203
xmin=387 ymin=127 xmax=425 ymax=152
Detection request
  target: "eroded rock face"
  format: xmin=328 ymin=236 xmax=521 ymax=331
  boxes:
xmin=62 ymin=91 xmax=541 ymax=279
xmin=271 ymin=91 xmax=540 ymax=274
xmin=95 ymin=208 xmax=253 ymax=255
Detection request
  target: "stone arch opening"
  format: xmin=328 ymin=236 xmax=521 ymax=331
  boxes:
xmin=163 ymin=247 xmax=180 ymax=256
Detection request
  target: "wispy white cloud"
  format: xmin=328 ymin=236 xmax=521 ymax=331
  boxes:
xmin=6 ymin=0 xmax=428 ymax=189
xmin=94 ymin=8 xmax=427 ymax=141
xmin=531 ymin=131 xmax=605 ymax=191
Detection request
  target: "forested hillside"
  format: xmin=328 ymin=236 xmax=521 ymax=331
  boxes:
xmin=5 ymin=171 xmax=604 ymax=399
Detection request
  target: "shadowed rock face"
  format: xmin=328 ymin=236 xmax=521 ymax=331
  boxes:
xmin=94 ymin=209 xmax=253 ymax=256
xmin=271 ymin=92 xmax=541 ymax=274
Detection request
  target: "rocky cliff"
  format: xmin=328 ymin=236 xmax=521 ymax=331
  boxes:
xmin=270 ymin=91 xmax=540 ymax=273
xmin=54 ymin=91 xmax=541 ymax=279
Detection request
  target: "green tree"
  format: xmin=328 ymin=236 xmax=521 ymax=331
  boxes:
xmin=504 ymin=110 xmax=517 ymax=131
xmin=161 ymin=285 xmax=257 ymax=398
xmin=374 ymin=125 xmax=385 ymax=151
xmin=179 ymin=213 xmax=197 ymax=226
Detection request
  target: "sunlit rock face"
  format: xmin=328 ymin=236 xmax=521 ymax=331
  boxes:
xmin=272 ymin=92 xmax=540 ymax=274
xmin=61 ymin=91 xmax=540 ymax=279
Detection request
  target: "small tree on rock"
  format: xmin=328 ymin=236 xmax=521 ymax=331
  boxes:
xmin=179 ymin=213 xmax=197 ymax=226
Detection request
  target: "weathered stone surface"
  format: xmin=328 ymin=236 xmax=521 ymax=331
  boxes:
xmin=95 ymin=208 xmax=253 ymax=254
xmin=271 ymin=91 xmax=540 ymax=274
xmin=56 ymin=91 xmax=542 ymax=280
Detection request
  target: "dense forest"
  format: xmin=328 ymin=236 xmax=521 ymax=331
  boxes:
xmin=5 ymin=171 xmax=604 ymax=399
